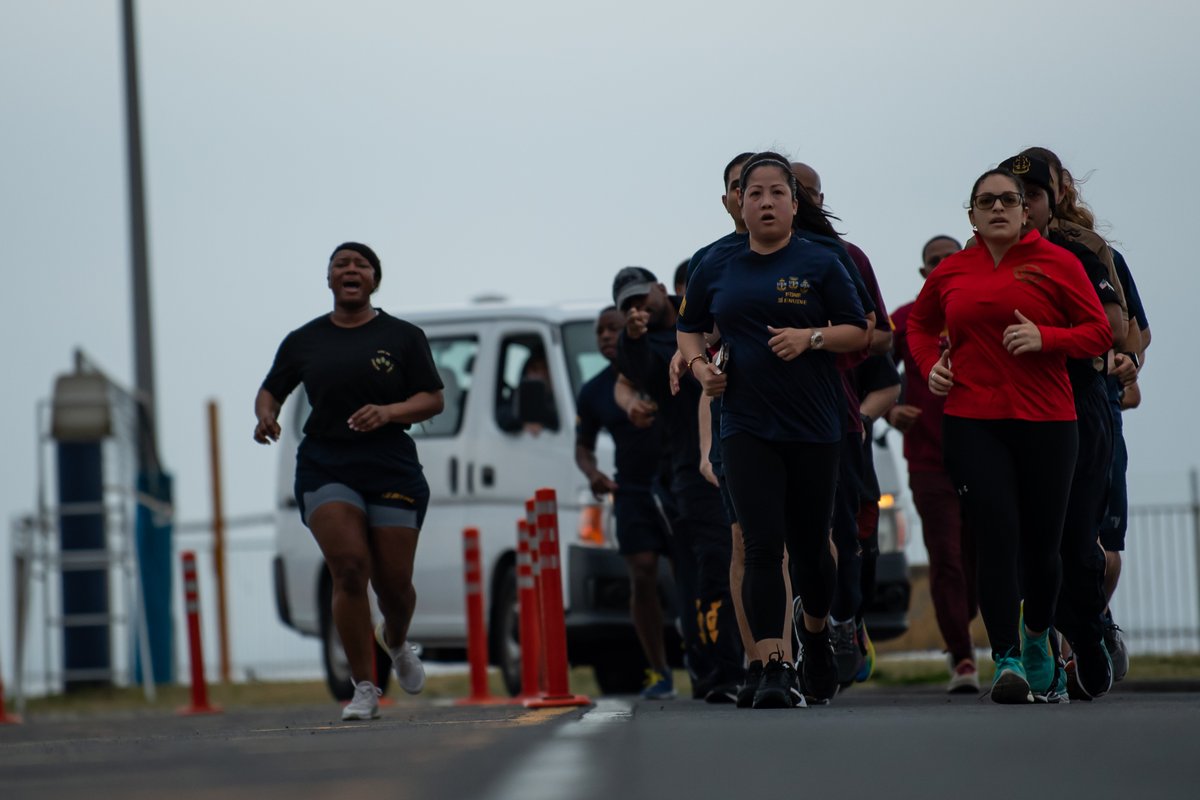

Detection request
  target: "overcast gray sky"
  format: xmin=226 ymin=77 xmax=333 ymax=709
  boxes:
xmin=3 ymin=1 xmax=1197 ymax=681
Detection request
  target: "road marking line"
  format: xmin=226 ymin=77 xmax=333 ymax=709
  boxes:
xmin=480 ymin=698 xmax=632 ymax=800
xmin=250 ymin=708 xmax=573 ymax=734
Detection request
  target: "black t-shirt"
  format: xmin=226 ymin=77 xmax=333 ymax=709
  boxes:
xmin=575 ymin=364 xmax=662 ymax=492
xmin=261 ymin=310 xmax=443 ymax=459
xmin=616 ymin=297 xmax=713 ymax=498
xmin=1047 ymin=232 xmax=1119 ymax=393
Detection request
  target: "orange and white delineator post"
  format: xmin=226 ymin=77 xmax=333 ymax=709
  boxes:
xmin=457 ymin=527 xmax=506 ymax=705
xmin=525 ymin=499 xmax=549 ymax=695
xmin=178 ymin=551 xmax=221 ymax=715
xmin=524 ymin=488 xmax=590 ymax=709
xmin=515 ymin=519 xmax=544 ymax=701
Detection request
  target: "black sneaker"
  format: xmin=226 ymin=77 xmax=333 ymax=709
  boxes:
xmin=1072 ymin=639 xmax=1113 ymax=699
xmin=752 ymin=657 xmax=804 ymax=709
xmin=704 ymin=679 xmax=739 ymax=704
xmin=736 ymin=661 xmax=764 ymax=709
xmin=798 ymin=625 xmax=838 ymax=704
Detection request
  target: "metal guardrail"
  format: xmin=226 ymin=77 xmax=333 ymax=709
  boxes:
xmin=12 ymin=492 xmax=1200 ymax=699
xmin=1109 ymin=500 xmax=1200 ymax=655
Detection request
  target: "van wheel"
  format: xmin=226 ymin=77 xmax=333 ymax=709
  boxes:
xmin=592 ymin=652 xmax=647 ymax=695
xmin=490 ymin=565 xmax=522 ymax=697
xmin=320 ymin=581 xmax=393 ymax=700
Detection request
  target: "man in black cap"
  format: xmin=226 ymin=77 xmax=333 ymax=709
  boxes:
xmin=612 ymin=266 xmax=744 ymax=702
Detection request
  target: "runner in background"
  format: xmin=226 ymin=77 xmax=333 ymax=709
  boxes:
xmin=1028 ymin=148 xmax=1151 ymax=683
xmin=677 ymin=152 xmax=790 ymax=707
xmin=615 ymin=267 xmax=745 ymax=702
xmin=575 ymin=306 xmax=675 ymax=699
xmin=789 ymin=162 xmax=889 ymax=687
xmin=999 ymin=153 xmax=1123 ymax=701
xmin=850 ymin=353 xmax=901 ymax=686
xmin=888 ymin=234 xmax=981 ymax=693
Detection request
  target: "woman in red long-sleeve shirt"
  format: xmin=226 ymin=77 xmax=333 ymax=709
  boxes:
xmin=907 ymin=168 xmax=1111 ymax=704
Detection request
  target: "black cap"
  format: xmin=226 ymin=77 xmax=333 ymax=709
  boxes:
xmin=612 ymin=266 xmax=658 ymax=311
xmin=999 ymin=154 xmax=1056 ymax=215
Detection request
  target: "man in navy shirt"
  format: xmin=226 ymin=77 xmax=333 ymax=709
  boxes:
xmin=614 ymin=266 xmax=745 ymax=702
xmin=575 ymin=306 xmax=675 ymax=699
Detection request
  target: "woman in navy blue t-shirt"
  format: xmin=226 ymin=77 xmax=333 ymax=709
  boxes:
xmin=678 ymin=153 xmax=868 ymax=708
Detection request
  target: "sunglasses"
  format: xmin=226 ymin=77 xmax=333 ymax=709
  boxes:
xmin=972 ymin=192 xmax=1024 ymax=210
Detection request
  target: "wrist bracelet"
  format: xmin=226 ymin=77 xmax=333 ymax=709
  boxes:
xmin=686 ymin=354 xmax=708 ymax=371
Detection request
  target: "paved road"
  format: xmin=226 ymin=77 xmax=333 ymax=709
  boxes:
xmin=2 ymin=686 xmax=1198 ymax=800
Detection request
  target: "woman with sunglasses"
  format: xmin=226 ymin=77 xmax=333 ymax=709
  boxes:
xmin=905 ymin=169 xmax=1111 ymax=704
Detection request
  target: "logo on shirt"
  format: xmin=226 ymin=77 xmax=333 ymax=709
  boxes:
xmin=371 ymin=350 xmax=396 ymax=373
xmin=776 ymin=276 xmax=809 ymax=306
xmin=1012 ymin=263 xmax=1045 ymax=285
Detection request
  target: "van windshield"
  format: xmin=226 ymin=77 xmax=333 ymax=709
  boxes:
xmin=561 ymin=319 xmax=608 ymax=403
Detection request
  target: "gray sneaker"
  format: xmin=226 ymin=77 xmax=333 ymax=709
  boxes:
xmin=376 ymin=621 xmax=426 ymax=694
xmin=342 ymin=680 xmax=381 ymax=720
xmin=1103 ymin=619 xmax=1129 ymax=682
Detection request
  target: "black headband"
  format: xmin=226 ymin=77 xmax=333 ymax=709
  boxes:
xmin=330 ymin=242 xmax=382 ymax=283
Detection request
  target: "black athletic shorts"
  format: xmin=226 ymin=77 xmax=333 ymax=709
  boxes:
xmin=613 ymin=489 xmax=671 ymax=556
xmin=294 ymin=438 xmax=430 ymax=530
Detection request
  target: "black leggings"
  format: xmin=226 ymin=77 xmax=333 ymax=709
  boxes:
xmin=723 ymin=433 xmax=840 ymax=643
xmin=942 ymin=416 xmax=1077 ymax=657
xmin=1057 ymin=378 xmax=1113 ymax=647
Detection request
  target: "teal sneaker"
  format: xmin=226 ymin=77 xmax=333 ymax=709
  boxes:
xmin=640 ymin=669 xmax=676 ymax=700
xmin=1020 ymin=625 xmax=1055 ymax=698
xmin=990 ymin=651 xmax=1034 ymax=704
xmin=1041 ymin=658 xmax=1070 ymax=704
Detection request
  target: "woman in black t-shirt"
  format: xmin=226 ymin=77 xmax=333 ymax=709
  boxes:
xmin=254 ymin=242 xmax=444 ymax=720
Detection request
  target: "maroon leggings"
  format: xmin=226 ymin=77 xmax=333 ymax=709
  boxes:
xmin=910 ymin=470 xmax=977 ymax=663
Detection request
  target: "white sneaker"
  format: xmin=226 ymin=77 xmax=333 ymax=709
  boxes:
xmin=342 ymin=680 xmax=381 ymax=720
xmin=376 ymin=621 xmax=426 ymax=694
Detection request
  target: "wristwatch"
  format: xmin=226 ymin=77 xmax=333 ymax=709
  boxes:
xmin=809 ymin=330 xmax=825 ymax=350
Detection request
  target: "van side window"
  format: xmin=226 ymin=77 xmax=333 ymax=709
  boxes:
xmin=412 ymin=336 xmax=478 ymax=438
xmin=495 ymin=334 xmax=559 ymax=434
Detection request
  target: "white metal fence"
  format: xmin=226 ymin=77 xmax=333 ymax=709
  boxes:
xmin=9 ymin=498 xmax=1200 ymax=701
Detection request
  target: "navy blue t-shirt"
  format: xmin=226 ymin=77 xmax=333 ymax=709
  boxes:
xmin=678 ymin=234 xmax=868 ymax=444
xmin=575 ymin=364 xmax=661 ymax=492
xmin=686 ymin=231 xmax=748 ymax=287
xmin=1111 ymin=248 xmax=1149 ymax=330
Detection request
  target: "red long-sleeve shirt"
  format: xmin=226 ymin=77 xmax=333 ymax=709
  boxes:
xmin=907 ymin=229 xmax=1111 ymax=422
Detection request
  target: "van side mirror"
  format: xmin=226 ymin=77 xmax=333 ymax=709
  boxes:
xmin=515 ymin=378 xmax=559 ymax=431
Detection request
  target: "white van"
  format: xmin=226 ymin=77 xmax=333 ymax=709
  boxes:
xmin=271 ymin=300 xmax=910 ymax=698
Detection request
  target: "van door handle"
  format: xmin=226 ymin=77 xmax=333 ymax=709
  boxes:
xmin=449 ymin=457 xmax=458 ymax=495
xmin=466 ymin=462 xmax=475 ymax=494
xmin=481 ymin=465 xmax=495 ymax=487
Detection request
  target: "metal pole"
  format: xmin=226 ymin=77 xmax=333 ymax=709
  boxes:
xmin=206 ymin=400 xmax=231 ymax=683
xmin=122 ymin=0 xmax=157 ymax=447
